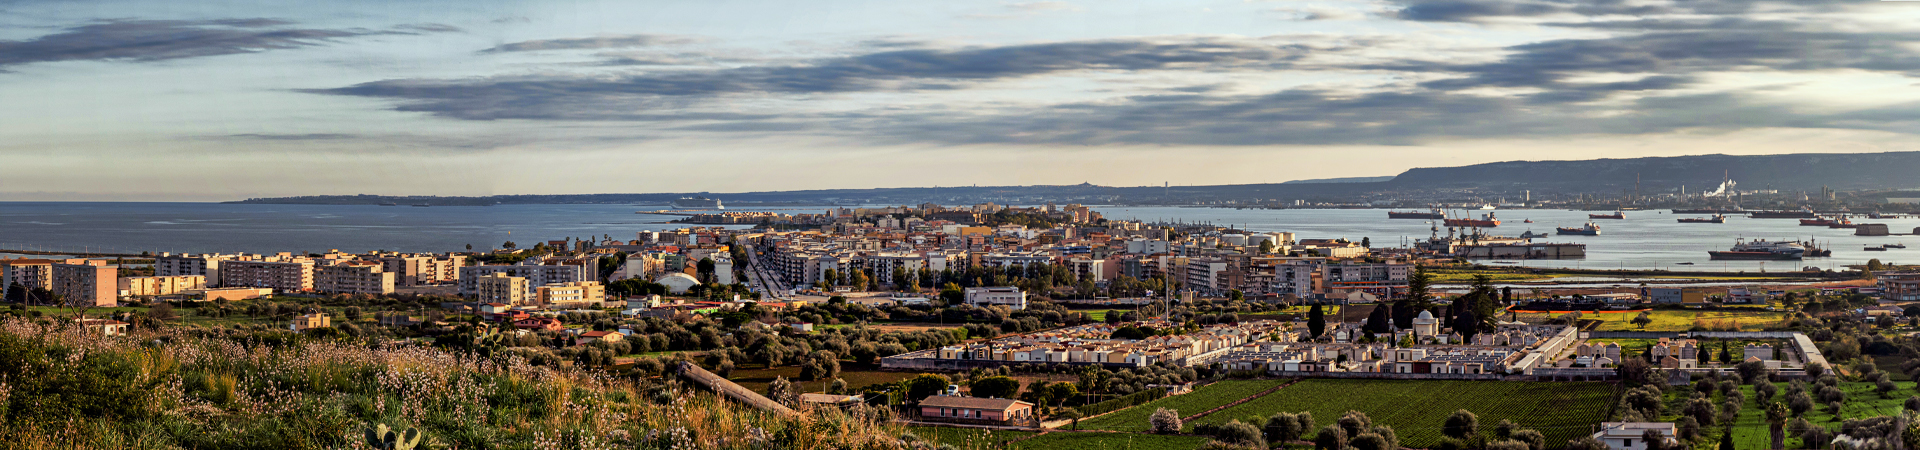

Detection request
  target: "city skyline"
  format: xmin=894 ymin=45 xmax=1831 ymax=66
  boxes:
xmin=6 ymin=0 xmax=1920 ymax=201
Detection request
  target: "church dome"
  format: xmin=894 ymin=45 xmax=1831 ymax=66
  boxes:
xmin=1416 ymin=310 xmax=1434 ymax=320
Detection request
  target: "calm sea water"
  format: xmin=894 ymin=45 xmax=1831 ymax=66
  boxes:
xmin=1 ymin=202 xmax=1914 ymax=272
xmin=0 ymin=202 xmax=753 ymax=255
xmin=1092 ymin=206 xmax=1920 ymax=272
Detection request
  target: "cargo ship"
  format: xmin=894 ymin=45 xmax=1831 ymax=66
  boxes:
xmin=1388 ymin=208 xmax=1444 ymax=219
xmin=1444 ymin=212 xmax=1500 ymax=228
xmin=1589 ymin=211 xmax=1624 ymax=220
xmin=672 ymin=197 xmax=725 ymax=209
xmin=1556 ymin=222 xmax=1601 ymax=236
xmin=1708 ymin=239 xmax=1807 ymax=260
xmin=1749 ymin=210 xmax=1816 ymax=219
xmin=1673 ymin=208 xmax=1736 ymax=214
xmin=1677 ymin=214 xmax=1726 ymax=224
xmin=1827 ymin=217 xmax=1859 ymax=229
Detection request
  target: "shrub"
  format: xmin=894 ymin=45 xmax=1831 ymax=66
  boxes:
xmin=1266 ymin=412 xmax=1304 ymax=443
xmin=1443 ymin=409 xmax=1479 ymax=439
xmin=1351 ymin=433 xmax=1391 ymax=450
xmin=1488 ymin=440 xmax=1531 ymax=450
xmin=1215 ymin=420 xmax=1266 ymax=448
xmin=1315 ymin=425 xmax=1349 ymax=450
xmin=1150 ymin=407 xmax=1183 ymax=434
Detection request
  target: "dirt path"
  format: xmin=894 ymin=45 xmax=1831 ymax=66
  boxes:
xmin=1179 ymin=378 xmax=1300 ymax=423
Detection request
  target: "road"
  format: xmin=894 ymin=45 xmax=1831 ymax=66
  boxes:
xmin=743 ymin=245 xmax=790 ymax=300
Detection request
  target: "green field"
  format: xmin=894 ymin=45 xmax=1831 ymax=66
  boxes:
xmin=1589 ymin=309 xmax=1788 ymax=332
xmin=906 ymin=426 xmax=1035 ymax=448
xmin=1078 ymin=379 xmax=1288 ymax=432
xmin=1710 ymin=381 xmax=1916 ymax=450
xmin=1013 ymin=432 xmax=1209 ymax=450
xmin=727 ymin=363 xmax=920 ymax=395
xmin=1187 ymin=379 xmax=1617 ymax=448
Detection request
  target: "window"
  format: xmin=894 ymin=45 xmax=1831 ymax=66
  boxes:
xmin=1625 ymin=439 xmax=1633 ymax=448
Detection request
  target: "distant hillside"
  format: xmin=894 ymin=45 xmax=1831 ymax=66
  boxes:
xmin=1387 ymin=152 xmax=1920 ymax=193
xmin=1282 ymin=176 xmax=1396 ymax=184
xmin=229 ymin=151 xmax=1920 ymax=205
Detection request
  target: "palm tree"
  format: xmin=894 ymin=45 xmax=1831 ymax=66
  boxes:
xmin=1766 ymin=402 xmax=1789 ymax=450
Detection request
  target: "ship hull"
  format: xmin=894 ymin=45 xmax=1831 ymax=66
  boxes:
xmin=1388 ymin=212 xmax=1444 ymax=219
xmin=1556 ymin=229 xmax=1600 ymax=236
xmin=1708 ymin=251 xmax=1801 ymax=260
xmin=1751 ymin=211 xmax=1816 ymax=219
xmin=1444 ymin=220 xmax=1499 ymax=227
xmin=1677 ymin=219 xmax=1724 ymax=223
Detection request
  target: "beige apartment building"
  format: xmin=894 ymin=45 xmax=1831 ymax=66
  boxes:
xmin=290 ymin=313 xmax=332 ymax=331
xmin=368 ymin=253 xmax=466 ymax=286
xmin=2 ymin=259 xmax=59 ymax=299
xmin=537 ymin=281 xmax=606 ymax=306
xmin=51 ymin=261 xmax=118 ymax=307
xmin=118 ymin=275 xmax=208 ymax=297
xmin=220 ymin=259 xmax=316 ymax=293
xmin=474 ymin=273 xmax=529 ymax=305
xmin=315 ymin=262 xmax=396 ymax=295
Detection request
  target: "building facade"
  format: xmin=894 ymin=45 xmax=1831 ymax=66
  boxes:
xmin=220 ymin=259 xmax=316 ymax=293
xmin=52 ymin=261 xmax=118 ymax=307
xmin=315 ymin=262 xmax=396 ymax=295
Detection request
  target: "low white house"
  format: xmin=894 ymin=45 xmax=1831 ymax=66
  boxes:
xmin=1593 ymin=422 xmax=1677 ymax=450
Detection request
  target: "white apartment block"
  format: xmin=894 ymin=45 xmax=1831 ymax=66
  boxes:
xmin=154 ymin=253 xmax=238 ymax=285
xmin=475 ymin=273 xmax=530 ymax=305
xmin=964 ymin=286 xmax=1027 ymax=310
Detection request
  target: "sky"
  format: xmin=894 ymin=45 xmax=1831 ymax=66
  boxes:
xmin=5 ymin=0 xmax=1920 ymax=201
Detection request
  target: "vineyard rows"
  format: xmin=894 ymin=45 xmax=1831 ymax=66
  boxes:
xmin=1187 ymin=379 xmax=1618 ymax=447
xmin=1078 ymin=379 xmax=1291 ymax=432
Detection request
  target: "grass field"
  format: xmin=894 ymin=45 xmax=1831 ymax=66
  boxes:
xmin=1187 ymin=379 xmax=1617 ymax=448
xmin=905 ymin=426 xmax=1035 ymax=449
xmin=1698 ymin=381 xmax=1916 ymax=450
xmin=727 ymin=362 xmax=920 ymax=395
xmin=1012 ymin=432 xmax=1209 ymax=450
xmin=1588 ymin=309 xmax=1789 ymax=332
xmin=1078 ymin=379 xmax=1289 ymax=432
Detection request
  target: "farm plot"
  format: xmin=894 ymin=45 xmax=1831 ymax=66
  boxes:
xmin=1011 ymin=432 xmax=1209 ymax=450
xmin=1189 ymin=379 xmax=1617 ymax=448
xmin=1077 ymin=379 xmax=1290 ymax=432
xmin=906 ymin=426 xmax=1034 ymax=449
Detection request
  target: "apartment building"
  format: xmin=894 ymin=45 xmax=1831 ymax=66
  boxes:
xmin=366 ymin=252 xmax=466 ymax=286
xmin=1185 ymin=258 xmax=1229 ymax=294
xmin=119 ymin=275 xmax=207 ymax=297
xmin=315 ymin=262 xmax=396 ymax=295
xmin=220 ymin=259 xmax=316 ymax=293
xmin=964 ymin=287 xmax=1027 ymax=310
xmin=2 ymin=259 xmax=58 ymax=299
xmin=474 ymin=273 xmax=530 ymax=305
xmin=537 ymin=281 xmax=606 ymax=306
xmin=52 ymin=261 xmax=118 ymax=307
xmin=458 ymin=264 xmax=584 ymax=297
xmin=154 ymin=253 xmax=238 ymax=285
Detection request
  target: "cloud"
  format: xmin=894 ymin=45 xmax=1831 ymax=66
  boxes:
xmin=1007 ymin=1 xmax=1080 ymax=11
xmin=1267 ymin=8 xmax=1367 ymax=21
xmin=0 ymin=19 xmax=453 ymax=69
xmin=1407 ymin=30 xmax=1920 ymax=92
xmin=317 ymin=39 xmax=1310 ymax=120
xmin=1386 ymin=0 xmax=1862 ymax=23
xmin=227 ymin=133 xmax=359 ymax=141
xmin=479 ymin=34 xmax=703 ymax=53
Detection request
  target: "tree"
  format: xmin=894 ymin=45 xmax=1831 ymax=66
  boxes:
xmin=1443 ymin=409 xmax=1479 ymax=439
xmin=905 ymin=374 xmax=952 ymax=401
xmin=1267 ymin=413 xmax=1304 ymax=443
xmin=1642 ymin=429 xmax=1669 ymax=450
xmin=851 ymin=270 xmax=870 ymax=291
xmin=1218 ymin=420 xmax=1267 ymax=448
xmin=766 ymin=376 xmax=799 ymax=407
xmin=1352 ymin=433 xmax=1391 ymax=450
xmin=1364 ymin=305 xmax=1392 ymax=334
xmin=1338 ymin=410 xmax=1373 ymax=437
xmin=1766 ymin=402 xmax=1789 ymax=450
xmin=1632 ymin=312 xmax=1653 ymax=329
xmin=1315 ymin=425 xmax=1348 ymax=450
xmin=1869 ymin=259 xmax=1885 ymax=271
xmin=971 ymin=376 xmax=1020 ymax=399
xmin=1308 ymin=304 xmax=1326 ymax=340
xmin=1150 ymin=408 xmax=1183 ymax=434
xmin=1457 ymin=309 xmax=1480 ymax=343
xmin=828 ymin=378 xmax=847 ymax=394
xmin=1260 ymin=240 xmax=1276 ymax=255
xmin=1360 ymin=237 xmax=1371 ymax=248
xmin=502 ymin=241 xmax=516 ymax=249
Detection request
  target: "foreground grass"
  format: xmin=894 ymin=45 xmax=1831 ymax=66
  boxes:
xmin=0 ymin=319 xmax=908 ymax=450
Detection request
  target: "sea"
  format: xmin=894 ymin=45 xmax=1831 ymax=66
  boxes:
xmin=1 ymin=202 xmax=1916 ymax=274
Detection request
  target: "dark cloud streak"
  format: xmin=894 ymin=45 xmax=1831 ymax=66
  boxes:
xmin=0 ymin=19 xmax=457 ymax=69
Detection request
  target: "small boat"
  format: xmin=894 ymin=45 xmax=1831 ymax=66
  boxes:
xmin=1523 ymin=219 xmax=1534 ymax=223
xmin=1557 ymin=222 xmax=1602 ymax=236
xmin=412 ymin=204 xmax=430 ymax=207
xmin=1676 ymin=262 xmax=1696 ymax=265
xmin=1590 ymin=211 xmax=1625 ymax=220
xmin=1678 ymin=214 xmax=1726 ymax=224
xmin=378 ymin=202 xmax=398 ymax=206
xmin=1888 ymin=243 xmax=1908 ymax=249
xmin=1520 ymin=230 xmax=1551 ymax=239
xmin=1827 ymin=217 xmax=1858 ymax=229
xmin=1867 ymin=245 xmax=1889 ymax=252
